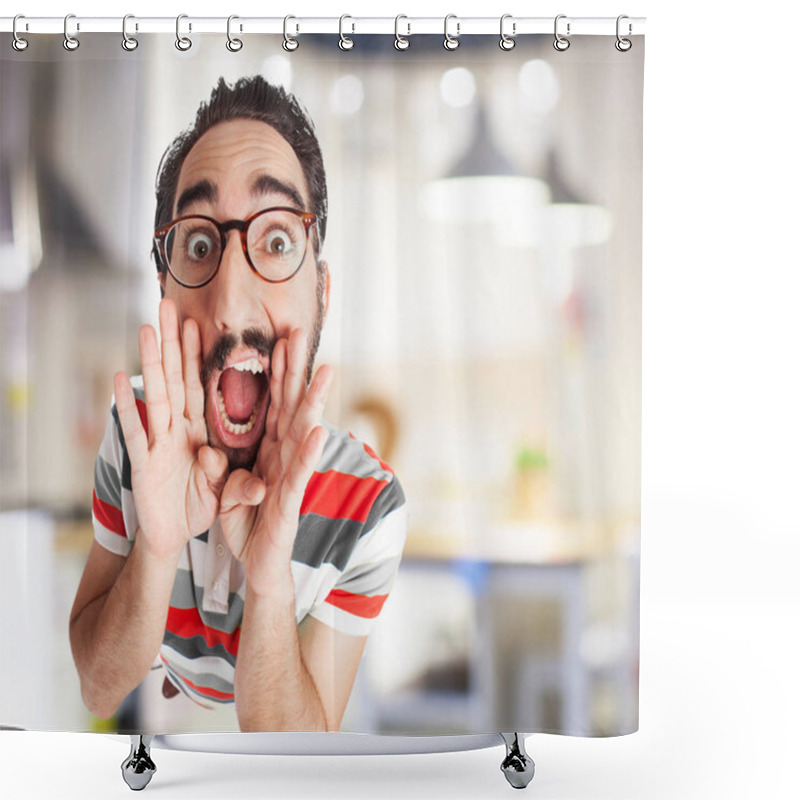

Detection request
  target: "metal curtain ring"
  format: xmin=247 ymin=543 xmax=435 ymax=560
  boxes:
xmin=175 ymin=14 xmax=192 ymax=51
xmin=283 ymin=15 xmax=299 ymax=51
xmin=443 ymin=14 xmax=460 ymax=51
xmin=339 ymin=15 xmax=354 ymax=50
xmin=227 ymin=15 xmax=243 ymax=51
xmin=499 ymin=14 xmax=515 ymax=50
xmin=553 ymin=14 xmax=570 ymax=52
xmin=616 ymin=15 xmax=632 ymax=51
xmin=63 ymin=13 xmax=80 ymax=51
xmin=12 ymin=15 xmax=29 ymax=51
xmin=394 ymin=15 xmax=410 ymax=50
xmin=122 ymin=14 xmax=138 ymax=51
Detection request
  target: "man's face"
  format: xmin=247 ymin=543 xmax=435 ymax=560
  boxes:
xmin=163 ymin=119 xmax=329 ymax=470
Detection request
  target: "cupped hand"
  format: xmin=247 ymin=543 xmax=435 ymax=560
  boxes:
xmin=219 ymin=328 xmax=332 ymax=594
xmin=114 ymin=298 xmax=228 ymax=560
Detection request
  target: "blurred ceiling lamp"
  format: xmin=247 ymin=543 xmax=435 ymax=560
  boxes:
xmin=500 ymin=151 xmax=613 ymax=249
xmin=420 ymin=104 xmax=550 ymax=222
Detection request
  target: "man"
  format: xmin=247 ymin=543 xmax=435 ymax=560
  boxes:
xmin=69 ymin=76 xmax=407 ymax=733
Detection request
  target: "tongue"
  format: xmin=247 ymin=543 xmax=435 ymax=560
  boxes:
xmin=219 ymin=368 xmax=261 ymax=423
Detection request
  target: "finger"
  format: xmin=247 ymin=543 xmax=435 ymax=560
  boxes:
xmin=183 ymin=317 xmax=205 ymax=428
xmin=281 ymin=364 xmax=333 ymax=472
xmin=266 ymin=337 xmax=286 ymax=441
xmin=113 ymin=371 xmax=148 ymax=466
xmin=278 ymin=328 xmax=307 ymax=441
xmin=220 ymin=469 xmax=267 ymax=515
xmin=160 ymin=298 xmax=186 ymax=424
xmin=139 ymin=324 xmax=171 ymax=439
xmin=197 ymin=445 xmax=229 ymax=497
xmin=279 ymin=424 xmax=328 ymax=521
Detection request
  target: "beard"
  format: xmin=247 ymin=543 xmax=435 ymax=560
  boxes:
xmin=199 ymin=266 xmax=326 ymax=471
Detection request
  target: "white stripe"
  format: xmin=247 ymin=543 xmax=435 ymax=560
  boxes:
xmin=291 ymin=560 xmax=343 ymax=611
xmin=348 ymin=504 xmax=408 ymax=566
xmin=93 ymin=521 xmax=132 ymax=556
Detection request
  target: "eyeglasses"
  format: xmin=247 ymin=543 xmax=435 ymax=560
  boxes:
xmin=153 ymin=207 xmax=318 ymax=288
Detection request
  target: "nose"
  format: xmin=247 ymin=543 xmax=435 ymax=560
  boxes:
xmin=210 ymin=230 xmax=267 ymax=334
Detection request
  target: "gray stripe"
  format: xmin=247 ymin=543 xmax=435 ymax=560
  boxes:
xmin=318 ymin=423 xmax=393 ymax=481
xmin=293 ymin=513 xmax=363 ymax=572
xmin=335 ymin=553 xmax=403 ymax=596
xmin=363 ymin=477 xmax=406 ymax=537
xmin=94 ymin=454 xmax=121 ymax=509
xmin=169 ymin=568 xmax=244 ymax=634
xmin=162 ymin=630 xmax=237 ymax=669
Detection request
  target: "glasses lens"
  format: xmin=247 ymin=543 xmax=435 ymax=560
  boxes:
xmin=165 ymin=219 xmax=222 ymax=286
xmin=248 ymin=210 xmax=308 ymax=281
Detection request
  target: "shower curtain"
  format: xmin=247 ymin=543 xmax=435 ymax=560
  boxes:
xmin=0 ymin=21 xmax=643 ymax=740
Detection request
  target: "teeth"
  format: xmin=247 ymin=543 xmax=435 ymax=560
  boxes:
xmin=230 ymin=358 xmax=263 ymax=374
xmin=217 ymin=389 xmax=261 ymax=436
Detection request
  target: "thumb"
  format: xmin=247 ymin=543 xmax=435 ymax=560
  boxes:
xmin=197 ymin=445 xmax=229 ymax=495
xmin=220 ymin=469 xmax=266 ymax=515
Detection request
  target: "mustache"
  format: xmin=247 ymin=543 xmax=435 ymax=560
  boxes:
xmin=200 ymin=328 xmax=276 ymax=388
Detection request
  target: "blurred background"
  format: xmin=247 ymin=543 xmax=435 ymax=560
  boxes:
xmin=0 ymin=33 xmax=641 ymax=736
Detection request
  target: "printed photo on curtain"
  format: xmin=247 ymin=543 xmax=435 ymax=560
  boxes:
xmin=0 ymin=26 xmax=643 ymax=742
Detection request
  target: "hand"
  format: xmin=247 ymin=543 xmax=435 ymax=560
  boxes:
xmin=114 ymin=298 xmax=228 ymax=560
xmin=219 ymin=329 xmax=332 ymax=595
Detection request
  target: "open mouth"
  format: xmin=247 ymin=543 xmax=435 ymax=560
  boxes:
xmin=210 ymin=354 xmax=270 ymax=450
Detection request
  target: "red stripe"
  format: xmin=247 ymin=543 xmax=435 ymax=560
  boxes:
xmin=92 ymin=491 xmax=126 ymax=537
xmin=179 ymin=673 xmax=235 ymax=702
xmin=361 ymin=441 xmax=393 ymax=474
xmin=325 ymin=589 xmax=389 ymax=619
xmin=135 ymin=397 xmax=149 ymax=437
xmin=301 ymin=470 xmax=388 ymax=523
xmin=165 ymin=605 xmax=241 ymax=657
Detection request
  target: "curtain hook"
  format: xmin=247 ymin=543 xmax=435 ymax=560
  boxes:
xmin=12 ymin=15 xmax=29 ymax=52
xmin=283 ymin=15 xmax=299 ymax=51
xmin=226 ymin=15 xmax=243 ymax=51
xmin=615 ymin=15 xmax=632 ymax=52
xmin=553 ymin=14 xmax=570 ymax=52
xmin=394 ymin=15 xmax=410 ymax=50
xmin=339 ymin=15 xmax=355 ymax=50
xmin=63 ymin=13 xmax=80 ymax=51
xmin=499 ymin=14 xmax=516 ymax=50
xmin=122 ymin=14 xmax=139 ymax=51
xmin=443 ymin=14 xmax=460 ymax=51
xmin=175 ymin=14 xmax=192 ymax=51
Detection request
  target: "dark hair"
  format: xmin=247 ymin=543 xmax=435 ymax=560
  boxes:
xmin=153 ymin=75 xmax=328 ymax=275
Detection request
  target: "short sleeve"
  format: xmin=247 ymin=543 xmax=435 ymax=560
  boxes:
xmin=91 ymin=395 xmax=136 ymax=557
xmin=307 ymin=480 xmax=407 ymax=637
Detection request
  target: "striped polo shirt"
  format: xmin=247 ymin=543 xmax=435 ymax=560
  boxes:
xmin=92 ymin=376 xmax=407 ymax=707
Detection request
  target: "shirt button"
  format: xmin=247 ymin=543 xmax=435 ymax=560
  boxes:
xmin=212 ymin=579 xmax=220 ymax=591
xmin=216 ymin=544 xmax=225 ymax=557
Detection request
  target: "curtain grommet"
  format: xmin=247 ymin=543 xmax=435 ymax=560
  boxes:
xmin=500 ymin=14 xmax=516 ymax=51
xmin=175 ymin=14 xmax=192 ymax=51
xmin=63 ymin=13 xmax=80 ymax=51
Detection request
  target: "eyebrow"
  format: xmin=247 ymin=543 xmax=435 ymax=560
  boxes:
xmin=174 ymin=174 xmax=307 ymax=218
xmin=250 ymin=173 xmax=306 ymax=212
xmin=175 ymin=179 xmax=216 ymax=217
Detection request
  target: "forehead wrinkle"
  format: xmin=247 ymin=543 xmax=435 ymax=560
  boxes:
xmin=175 ymin=120 xmax=310 ymax=218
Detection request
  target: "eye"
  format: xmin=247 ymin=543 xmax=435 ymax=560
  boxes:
xmin=264 ymin=228 xmax=294 ymax=257
xmin=186 ymin=231 xmax=215 ymax=261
